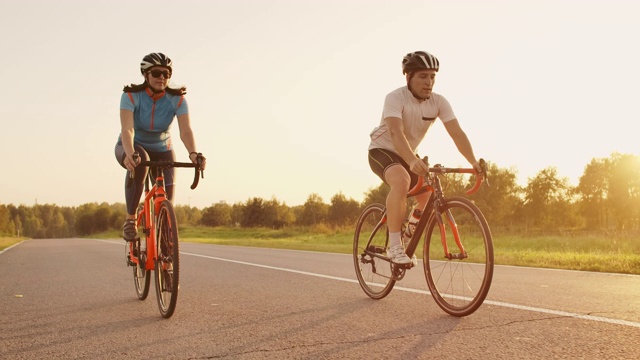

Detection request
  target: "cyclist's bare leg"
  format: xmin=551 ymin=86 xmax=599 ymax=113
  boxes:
xmin=384 ymin=164 xmax=411 ymax=239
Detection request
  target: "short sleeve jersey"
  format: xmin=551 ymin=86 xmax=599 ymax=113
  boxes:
xmin=119 ymin=88 xmax=189 ymax=152
xmin=368 ymin=86 xmax=456 ymax=153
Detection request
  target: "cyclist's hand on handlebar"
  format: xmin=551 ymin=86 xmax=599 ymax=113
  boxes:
xmin=124 ymin=152 xmax=141 ymax=172
xmin=409 ymin=157 xmax=429 ymax=176
xmin=472 ymin=159 xmax=487 ymax=179
xmin=189 ymin=152 xmax=207 ymax=170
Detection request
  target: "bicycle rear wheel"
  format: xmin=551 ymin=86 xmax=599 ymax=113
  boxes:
xmin=133 ymin=216 xmax=150 ymax=300
xmin=423 ymin=197 xmax=494 ymax=316
xmin=353 ymin=203 xmax=396 ymax=299
xmin=154 ymin=200 xmax=180 ymax=318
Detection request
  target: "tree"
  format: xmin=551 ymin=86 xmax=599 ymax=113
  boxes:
xmin=201 ymin=202 xmax=232 ymax=227
xmin=522 ymin=167 xmax=577 ymax=229
xmin=576 ymin=157 xmax=610 ymax=229
xmin=75 ymin=203 xmax=99 ymax=236
xmin=328 ymin=192 xmax=360 ymax=227
xmin=231 ymin=202 xmax=244 ymax=227
xmin=262 ymin=197 xmax=294 ymax=229
xmin=463 ymin=164 xmax=523 ymax=228
xmin=362 ymin=183 xmax=390 ymax=207
xmin=0 ymin=205 xmax=10 ymax=235
xmin=23 ymin=214 xmax=44 ymax=238
xmin=241 ymin=197 xmax=265 ymax=227
xmin=13 ymin=215 xmax=22 ymax=237
xmin=47 ymin=211 xmax=67 ymax=238
xmin=607 ymin=153 xmax=640 ymax=230
xmin=175 ymin=205 xmax=202 ymax=226
xmin=298 ymin=193 xmax=328 ymax=226
xmin=94 ymin=206 xmax=112 ymax=234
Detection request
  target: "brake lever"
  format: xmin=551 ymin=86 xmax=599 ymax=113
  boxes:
xmin=478 ymin=158 xmax=490 ymax=187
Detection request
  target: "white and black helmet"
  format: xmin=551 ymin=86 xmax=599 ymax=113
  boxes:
xmin=140 ymin=52 xmax=173 ymax=74
xmin=402 ymin=51 xmax=439 ymax=74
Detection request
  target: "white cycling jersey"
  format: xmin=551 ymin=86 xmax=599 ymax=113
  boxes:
xmin=368 ymin=86 xmax=456 ymax=153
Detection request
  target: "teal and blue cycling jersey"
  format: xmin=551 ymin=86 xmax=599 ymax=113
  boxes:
xmin=118 ymin=87 xmax=189 ymax=152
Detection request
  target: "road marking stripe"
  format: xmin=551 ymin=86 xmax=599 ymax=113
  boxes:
xmin=182 ymin=251 xmax=640 ymax=329
xmin=0 ymin=240 xmax=27 ymax=254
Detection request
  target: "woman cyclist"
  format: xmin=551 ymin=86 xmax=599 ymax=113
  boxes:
xmin=115 ymin=52 xmax=206 ymax=241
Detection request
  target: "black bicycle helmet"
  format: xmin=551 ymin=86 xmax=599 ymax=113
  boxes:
xmin=402 ymin=51 xmax=439 ymax=74
xmin=140 ymin=52 xmax=173 ymax=74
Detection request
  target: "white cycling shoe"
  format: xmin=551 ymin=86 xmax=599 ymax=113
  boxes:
xmin=387 ymin=245 xmax=411 ymax=265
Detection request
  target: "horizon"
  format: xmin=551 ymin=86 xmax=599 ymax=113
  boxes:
xmin=2 ymin=150 xmax=635 ymax=209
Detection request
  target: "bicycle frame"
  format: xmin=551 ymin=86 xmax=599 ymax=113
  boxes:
xmin=127 ymin=157 xmax=203 ymax=270
xmin=130 ymin=173 xmax=168 ymax=271
xmin=399 ymin=163 xmax=485 ymax=266
xmin=360 ymin=167 xmax=482 ymax=274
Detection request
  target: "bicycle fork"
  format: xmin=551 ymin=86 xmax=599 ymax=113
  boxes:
xmin=435 ymin=209 xmax=468 ymax=260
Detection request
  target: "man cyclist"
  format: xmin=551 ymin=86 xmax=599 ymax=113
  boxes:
xmin=368 ymin=51 xmax=483 ymax=264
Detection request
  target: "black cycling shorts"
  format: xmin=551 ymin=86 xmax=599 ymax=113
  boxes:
xmin=368 ymin=148 xmax=420 ymax=189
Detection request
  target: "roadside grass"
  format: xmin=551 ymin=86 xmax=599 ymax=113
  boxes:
xmin=178 ymin=226 xmax=640 ymax=275
xmin=181 ymin=226 xmax=353 ymax=254
xmin=51 ymin=226 xmax=640 ymax=275
xmin=0 ymin=237 xmax=26 ymax=251
xmin=495 ymin=234 xmax=640 ymax=274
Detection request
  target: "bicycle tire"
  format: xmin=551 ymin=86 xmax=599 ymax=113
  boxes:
xmin=133 ymin=215 xmax=150 ymax=300
xmin=154 ymin=200 xmax=180 ymax=318
xmin=423 ymin=197 xmax=494 ymax=316
xmin=353 ymin=203 xmax=396 ymax=299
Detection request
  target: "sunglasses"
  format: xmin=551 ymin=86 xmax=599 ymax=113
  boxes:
xmin=149 ymin=69 xmax=171 ymax=79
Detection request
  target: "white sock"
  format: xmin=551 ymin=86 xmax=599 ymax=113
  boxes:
xmin=389 ymin=231 xmax=402 ymax=248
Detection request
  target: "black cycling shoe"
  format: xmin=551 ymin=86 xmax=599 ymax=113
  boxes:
xmin=122 ymin=219 xmax=137 ymax=242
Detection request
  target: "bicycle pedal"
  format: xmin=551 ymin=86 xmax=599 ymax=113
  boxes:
xmin=394 ymin=260 xmax=416 ymax=269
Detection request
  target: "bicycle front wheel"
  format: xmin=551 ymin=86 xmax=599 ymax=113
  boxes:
xmin=423 ymin=197 xmax=494 ymax=316
xmin=133 ymin=215 xmax=150 ymax=300
xmin=154 ymin=200 xmax=180 ymax=318
xmin=353 ymin=203 xmax=396 ymax=299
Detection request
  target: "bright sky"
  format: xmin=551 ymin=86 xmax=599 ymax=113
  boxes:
xmin=1 ymin=0 xmax=638 ymax=209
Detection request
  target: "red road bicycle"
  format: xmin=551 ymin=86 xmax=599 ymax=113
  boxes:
xmin=353 ymin=158 xmax=493 ymax=316
xmin=126 ymin=152 xmax=204 ymax=318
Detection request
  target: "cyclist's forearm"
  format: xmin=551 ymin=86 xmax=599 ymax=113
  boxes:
xmin=177 ymin=113 xmax=198 ymax=154
xmin=453 ymin=134 xmax=478 ymax=165
xmin=386 ymin=118 xmax=417 ymax=163
xmin=445 ymin=120 xmax=478 ymax=165
xmin=120 ymin=130 xmax=135 ymax=156
xmin=390 ymin=134 xmax=417 ymax=163
xmin=180 ymin=130 xmax=197 ymax=154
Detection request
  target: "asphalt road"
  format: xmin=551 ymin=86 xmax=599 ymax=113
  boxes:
xmin=1 ymin=238 xmax=639 ymax=359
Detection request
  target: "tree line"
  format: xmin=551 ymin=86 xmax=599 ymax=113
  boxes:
xmin=1 ymin=153 xmax=638 ymax=238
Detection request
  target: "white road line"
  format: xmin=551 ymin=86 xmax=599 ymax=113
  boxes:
xmin=181 ymin=251 xmax=640 ymax=329
xmin=96 ymin=240 xmax=639 ymax=329
xmin=0 ymin=240 xmax=27 ymax=254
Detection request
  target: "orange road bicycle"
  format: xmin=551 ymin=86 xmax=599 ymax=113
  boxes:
xmin=126 ymin=152 xmax=204 ymax=318
xmin=353 ymin=158 xmax=493 ymax=317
